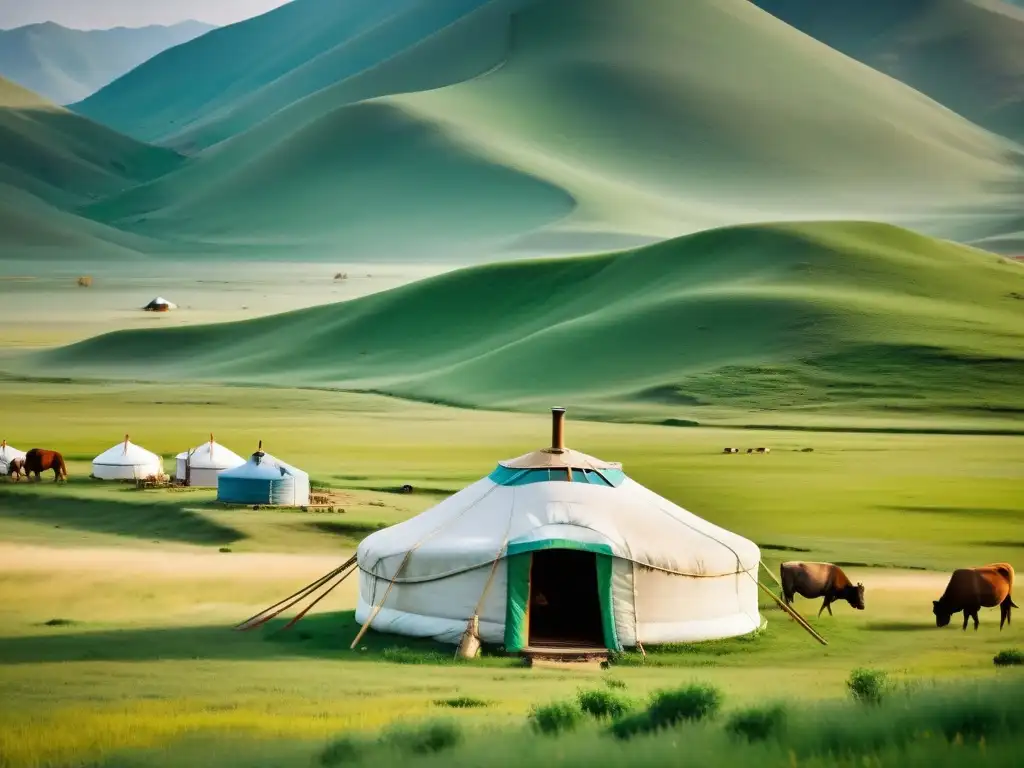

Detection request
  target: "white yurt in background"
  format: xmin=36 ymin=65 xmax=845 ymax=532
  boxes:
xmin=0 ymin=440 xmax=26 ymax=473
xmin=356 ymin=408 xmax=762 ymax=652
xmin=176 ymin=435 xmax=245 ymax=487
xmin=216 ymin=443 xmax=310 ymax=507
xmin=92 ymin=435 xmax=164 ymax=480
xmin=143 ymin=297 xmax=177 ymax=312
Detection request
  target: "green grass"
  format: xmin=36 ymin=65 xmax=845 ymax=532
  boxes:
xmin=0 ymin=383 xmax=1021 ymax=766
xmin=22 ymin=222 xmax=1024 ymax=427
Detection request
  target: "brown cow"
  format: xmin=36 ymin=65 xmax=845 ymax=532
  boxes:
xmin=780 ymin=561 xmax=865 ymax=617
xmin=21 ymin=448 xmax=68 ymax=483
xmin=932 ymin=563 xmax=1017 ymax=631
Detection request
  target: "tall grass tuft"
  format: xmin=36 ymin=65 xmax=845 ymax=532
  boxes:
xmin=577 ymin=689 xmax=633 ymax=720
xmin=646 ymin=683 xmax=722 ymax=728
xmin=380 ymin=720 xmax=462 ymax=755
xmin=993 ymin=649 xmax=1023 ymax=666
xmin=726 ymin=703 xmax=788 ymax=743
xmin=528 ymin=700 xmax=581 ymax=736
xmin=846 ymin=668 xmax=891 ymax=705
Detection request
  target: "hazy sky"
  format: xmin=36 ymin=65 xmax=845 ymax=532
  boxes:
xmin=0 ymin=0 xmax=294 ymax=29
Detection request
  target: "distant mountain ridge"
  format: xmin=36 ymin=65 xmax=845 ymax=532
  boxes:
xmin=0 ymin=20 xmax=213 ymax=105
xmin=752 ymin=0 xmax=1024 ymax=143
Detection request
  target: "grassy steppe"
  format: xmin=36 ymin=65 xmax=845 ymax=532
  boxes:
xmin=0 ymin=383 xmax=1021 ymax=767
xmin=30 ymin=222 xmax=1024 ymax=426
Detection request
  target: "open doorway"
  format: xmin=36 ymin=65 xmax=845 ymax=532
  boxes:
xmin=528 ymin=549 xmax=605 ymax=648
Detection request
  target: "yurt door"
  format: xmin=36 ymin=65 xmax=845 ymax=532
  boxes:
xmin=504 ymin=544 xmax=619 ymax=651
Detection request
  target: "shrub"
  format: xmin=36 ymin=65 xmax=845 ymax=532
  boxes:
xmin=847 ymin=668 xmax=891 ymax=705
xmin=647 ymin=683 xmax=722 ymax=728
xmin=319 ymin=736 xmax=364 ymax=766
xmin=380 ymin=720 xmax=462 ymax=755
xmin=993 ymin=649 xmax=1024 ymax=667
xmin=603 ymin=677 xmax=627 ymax=690
xmin=609 ymin=711 xmax=654 ymax=740
xmin=529 ymin=701 xmax=581 ymax=736
xmin=434 ymin=696 xmax=489 ymax=709
xmin=577 ymin=689 xmax=632 ymax=719
xmin=726 ymin=704 xmax=788 ymax=742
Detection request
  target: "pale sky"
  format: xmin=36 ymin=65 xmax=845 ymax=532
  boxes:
xmin=0 ymin=0 xmax=294 ymax=29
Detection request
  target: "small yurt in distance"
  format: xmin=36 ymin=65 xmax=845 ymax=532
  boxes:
xmin=356 ymin=408 xmax=762 ymax=652
xmin=0 ymin=440 xmax=26 ymax=473
xmin=176 ymin=435 xmax=245 ymax=487
xmin=143 ymin=297 xmax=177 ymax=312
xmin=92 ymin=435 xmax=164 ymax=480
xmin=217 ymin=443 xmax=310 ymax=507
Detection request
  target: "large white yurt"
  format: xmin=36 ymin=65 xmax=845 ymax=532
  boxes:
xmin=92 ymin=435 xmax=164 ymax=480
xmin=0 ymin=440 xmax=26 ymax=473
xmin=176 ymin=435 xmax=245 ymax=487
xmin=356 ymin=409 xmax=762 ymax=652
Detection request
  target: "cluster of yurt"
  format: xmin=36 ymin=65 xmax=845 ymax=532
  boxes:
xmin=216 ymin=442 xmax=310 ymax=507
xmin=353 ymin=408 xmax=762 ymax=653
xmin=0 ymin=440 xmax=25 ymax=474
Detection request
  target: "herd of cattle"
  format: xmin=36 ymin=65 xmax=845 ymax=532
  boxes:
xmin=781 ymin=561 xmax=1017 ymax=630
xmin=723 ymin=447 xmax=770 ymax=454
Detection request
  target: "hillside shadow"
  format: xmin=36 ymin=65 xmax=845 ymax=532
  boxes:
xmin=879 ymin=505 xmax=1022 ymax=520
xmin=0 ymin=489 xmax=243 ymax=545
xmin=864 ymin=621 xmax=936 ymax=632
xmin=0 ymin=612 xmax=509 ymax=666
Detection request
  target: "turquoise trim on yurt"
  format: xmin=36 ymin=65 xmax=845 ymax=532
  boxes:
xmin=488 ymin=465 xmax=625 ymax=487
xmin=216 ymin=452 xmax=309 ymax=507
xmin=502 ymin=539 xmax=620 ymax=652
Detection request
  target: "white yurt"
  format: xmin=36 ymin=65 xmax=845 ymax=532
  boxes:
xmin=143 ymin=297 xmax=177 ymax=312
xmin=0 ymin=440 xmax=26 ymax=473
xmin=92 ymin=435 xmax=164 ymax=480
xmin=176 ymin=435 xmax=245 ymax=487
xmin=356 ymin=409 xmax=762 ymax=652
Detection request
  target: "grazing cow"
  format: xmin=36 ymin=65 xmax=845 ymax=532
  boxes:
xmin=756 ymin=447 xmax=771 ymax=454
xmin=21 ymin=448 xmax=68 ymax=483
xmin=932 ymin=563 xmax=1017 ymax=631
xmin=780 ymin=562 xmax=865 ymax=617
xmin=723 ymin=448 xmax=739 ymax=454
xmin=6 ymin=457 xmax=25 ymax=481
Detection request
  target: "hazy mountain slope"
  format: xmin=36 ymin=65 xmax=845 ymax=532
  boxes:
xmin=36 ymin=222 xmax=1024 ymax=422
xmin=0 ymin=21 xmax=213 ymax=105
xmin=0 ymin=77 xmax=182 ymax=208
xmin=753 ymin=0 xmax=1024 ymax=143
xmin=83 ymin=0 xmax=1021 ymax=257
xmin=73 ymin=0 xmax=500 ymax=150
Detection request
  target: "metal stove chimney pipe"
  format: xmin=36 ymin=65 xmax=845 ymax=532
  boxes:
xmin=551 ymin=407 xmax=566 ymax=453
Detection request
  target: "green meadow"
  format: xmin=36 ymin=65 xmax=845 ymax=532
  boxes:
xmin=0 ymin=381 xmax=1022 ymax=767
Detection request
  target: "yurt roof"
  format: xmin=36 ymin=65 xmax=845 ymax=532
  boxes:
xmin=358 ymin=408 xmax=759 ymax=582
xmin=220 ymin=449 xmax=307 ymax=481
xmin=93 ymin=436 xmax=161 ymax=466
xmin=0 ymin=441 xmax=25 ymax=460
xmin=144 ymin=297 xmax=177 ymax=309
xmin=175 ymin=437 xmax=246 ymax=469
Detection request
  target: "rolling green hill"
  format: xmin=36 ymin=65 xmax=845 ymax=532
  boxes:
xmin=35 ymin=222 xmax=1024 ymax=423
xmin=0 ymin=21 xmax=213 ymax=106
xmin=80 ymin=0 xmax=1022 ymax=258
xmin=0 ymin=76 xmax=182 ymax=207
xmin=753 ymin=0 xmax=1024 ymax=143
xmin=0 ymin=76 xmax=183 ymax=255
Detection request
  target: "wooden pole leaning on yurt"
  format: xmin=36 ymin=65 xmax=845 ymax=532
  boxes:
xmin=753 ymin=577 xmax=827 ymax=646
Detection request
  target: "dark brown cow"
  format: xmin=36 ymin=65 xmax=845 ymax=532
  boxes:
xmin=20 ymin=448 xmax=68 ymax=483
xmin=780 ymin=561 xmax=865 ymax=617
xmin=933 ymin=563 xmax=1017 ymax=631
